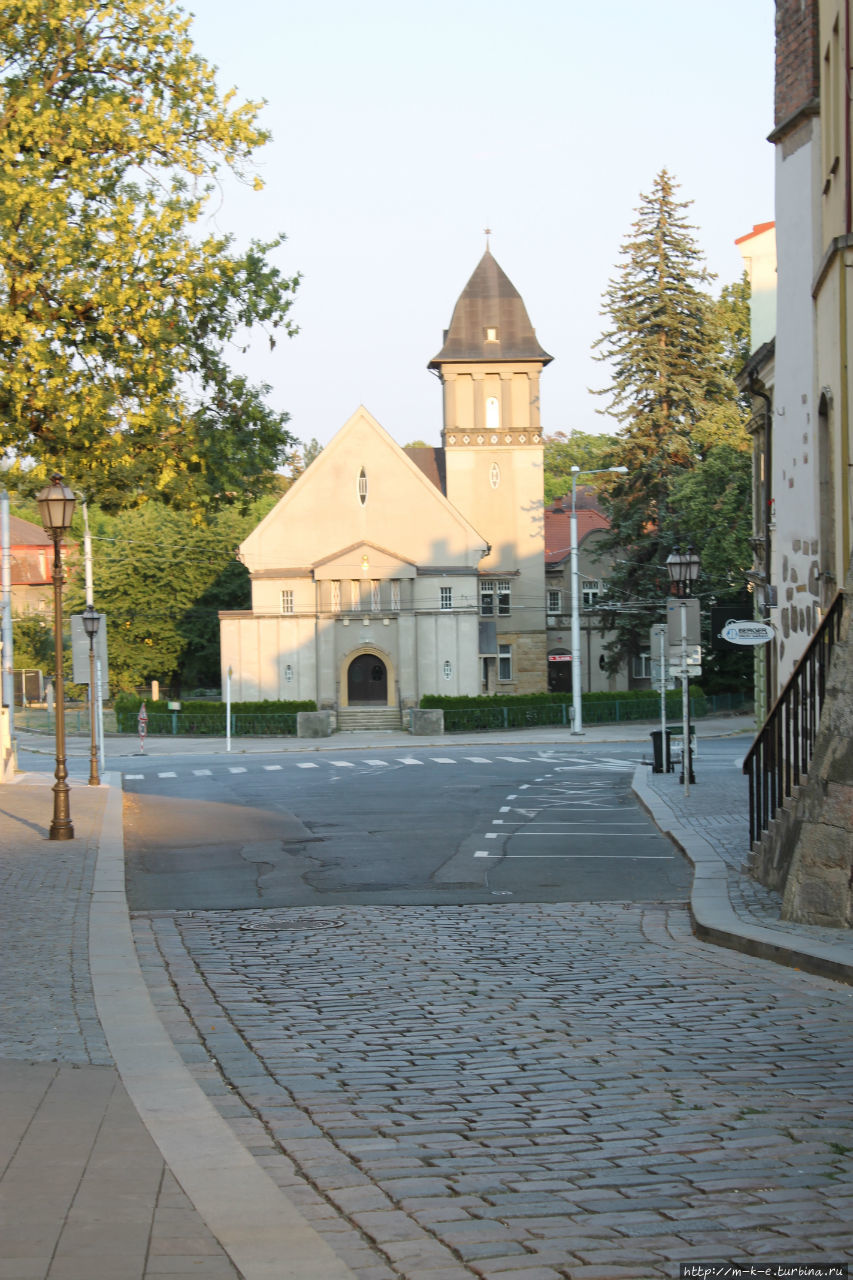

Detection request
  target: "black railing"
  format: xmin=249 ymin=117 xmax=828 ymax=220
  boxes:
xmin=743 ymin=592 xmax=844 ymax=847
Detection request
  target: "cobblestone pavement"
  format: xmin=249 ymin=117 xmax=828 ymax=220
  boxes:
xmin=134 ymin=901 xmax=853 ymax=1280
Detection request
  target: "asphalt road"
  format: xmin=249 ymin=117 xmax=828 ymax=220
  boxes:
xmin=122 ymin=742 xmax=691 ymax=910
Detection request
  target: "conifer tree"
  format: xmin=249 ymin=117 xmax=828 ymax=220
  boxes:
xmin=591 ymin=170 xmax=749 ymax=667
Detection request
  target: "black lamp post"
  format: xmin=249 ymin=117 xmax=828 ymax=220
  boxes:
xmin=81 ymin=604 xmax=100 ymax=787
xmin=665 ymin=546 xmax=700 ymax=791
xmin=36 ymin=474 xmax=76 ymax=840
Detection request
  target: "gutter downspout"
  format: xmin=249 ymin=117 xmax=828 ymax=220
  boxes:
xmin=844 ymin=0 xmax=852 ymax=571
xmin=749 ymin=376 xmax=774 ymax=716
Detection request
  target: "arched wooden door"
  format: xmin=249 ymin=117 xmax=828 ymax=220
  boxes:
xmin=347 ymin=653 xmax=388 ymax=704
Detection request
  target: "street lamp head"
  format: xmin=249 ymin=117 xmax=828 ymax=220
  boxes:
xmin=81 ymin=604 xmax=100 ymax=638
xmin=609 ymin=466 xmax=628 ymax=475
xmin=36 ymin=473 xmax=76 ymax=535
xmin=665 ymin=546 xmax=701 ymax=594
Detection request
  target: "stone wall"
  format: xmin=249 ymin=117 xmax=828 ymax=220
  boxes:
xmin=780 ymin=564 xmax=853 ymax=927
xmin=774 ymin=0 xmax=819 ymax=128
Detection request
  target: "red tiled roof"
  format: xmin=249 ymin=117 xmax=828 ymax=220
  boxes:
xmin=545 ymin=491 xmax=610 ymax=565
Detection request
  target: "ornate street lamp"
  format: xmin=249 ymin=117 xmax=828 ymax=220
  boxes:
xmin=664 ymin=546 xmax=701 ymax=791
xmin=36 ymin=473 xmax=76 ymax=839
xmin=81 ymin=604 xmax=100 ymax=787
xmin=570 ymin=465 xmax=628 ymax=734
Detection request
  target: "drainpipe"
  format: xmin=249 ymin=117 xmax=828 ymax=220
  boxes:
xmin=749 ymin=376 xmax=774 ymax=714
xmin=843 ymin=0 xmax=852 ymax=571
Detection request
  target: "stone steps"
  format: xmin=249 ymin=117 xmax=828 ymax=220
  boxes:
xmin=337 ymin=707 xmax=404 ymax=732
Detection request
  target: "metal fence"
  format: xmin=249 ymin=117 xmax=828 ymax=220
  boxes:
xmin=441 ymin=692 xmax=751 ymax=734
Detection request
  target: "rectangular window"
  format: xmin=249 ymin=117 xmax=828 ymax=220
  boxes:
xmin=547 ymin=589 xmax=561 ymax=615
xmin=632 ymin=650 xmax=651 ymax=680
xmin=391 ymin=579 xmax=401 ymax=611
xmin=330 ymin=580 xmax=341 ymax=613
xmin=371 ymin=579 xmax=381 ymax=611
xmin=497 ymin=580 xmax=511 ymax=615
xmin=440 ymin=586 xmax=453 ymax=610
xmin=480 ymin=579 xmax=494 ymax=616
xmin=582 ymin=579 xmax=601 ymax=608
xmin=349 ymin=580 xmax=360 ymax=612
xmin=481 ymin=578 xmax=511 ymax=615
xmin=280 ymin=589 xmax=294 ymax=614
xmin=498 ymin=643 xmax=512 ymax=682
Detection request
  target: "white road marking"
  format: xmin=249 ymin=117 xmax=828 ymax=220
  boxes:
xmin=430 ymin=758 xmax=456 ymax=764
xmin=329 ymin=761 xmax=355 ymax=767
xmin=474 ymin=853 xmax=675 ymax=860
xmin=485 ymin=832 xmax=499 ymax=839
xmin=366 ymin=759 xmax=390 ymax=767
xmin=158 ymin=772 xmax=177 ymax=778
xmin=192 ymin=769 xmax=212 ymax=776
xmin=397 ymin=758 xmax=424 ymax=765
xmin=474 ymin=851 xmax=490 ymax=858
xmin=228 ymin=767 xmax=247 ymax=774
xmin=125 ymin=774 xmax=145 ymax=780
xmin=465 ymin=756 xmax=491 ymax=763
xmin=296 ymin=762 xmax=318 ymax=769
xmin=497 ymin=756 xmax=530 ymax=763
xmin=263 ymin=765 xmax=282 ymax=771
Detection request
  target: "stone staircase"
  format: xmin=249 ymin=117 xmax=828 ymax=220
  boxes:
xmin=336 ymin=707 xmax=405 ymax=732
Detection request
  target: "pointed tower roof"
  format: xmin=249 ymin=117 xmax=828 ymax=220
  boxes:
xmin=429 ymin=248 xmax=553 ymax=367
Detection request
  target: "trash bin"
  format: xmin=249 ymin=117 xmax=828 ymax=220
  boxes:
xmin=650 ymin=728 xmax=673 ymax=774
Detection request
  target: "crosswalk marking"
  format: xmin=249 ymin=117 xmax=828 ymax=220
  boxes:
xmin=120 ymin=751 xmax=638 ymax=786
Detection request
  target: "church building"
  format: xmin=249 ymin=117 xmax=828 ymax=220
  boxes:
xmin=219 ymin=248 xmax=552 ymax=720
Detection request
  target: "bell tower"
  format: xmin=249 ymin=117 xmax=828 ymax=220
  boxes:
xmin=428 ymin=247 xmax=552 ymax=694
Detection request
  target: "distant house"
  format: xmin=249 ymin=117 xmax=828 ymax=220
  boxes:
xmin=7 ymin=516 xmax=55 ymax=614
xmin=544 ymin=489 xmax=631 ymax=695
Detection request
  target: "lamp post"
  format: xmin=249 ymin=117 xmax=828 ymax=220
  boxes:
xmin=570 ymin=465 xmax=628 ymax=734
xmin=81 ymin=605 xmax=100 ymax=786
xmin=665 ymin=546 xmax=700 ymax=795
xmin=36 ymin=474 xmax=77 ymax=840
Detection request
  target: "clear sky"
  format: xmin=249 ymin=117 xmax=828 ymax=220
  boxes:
xmin=186 ymin=0 xmax=775 ymax=452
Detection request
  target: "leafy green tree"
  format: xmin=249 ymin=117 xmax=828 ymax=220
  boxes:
xmin=591 ymin=170 xmax=751 ymax=670
xmin=543 ymin=429 xmax=620 ymax=502
xmin=0 ymin=0 xmax=299 ymax=511
xmin=65 ymin=500 xmax=274 ymax=691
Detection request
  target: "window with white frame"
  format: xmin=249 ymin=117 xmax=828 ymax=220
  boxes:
xmin=582 ymin=579 xmax=601 ymax=607
xmin=391 ymin=579 xmax=401 ymax=611
xmin=480 ymin=579 xmax=511 ymax=616
xmin=498 ymin=643 xmax=512 ymax=681
xmin=330 ymin=580 xmax=341 ymax=613
xmin=547 ymin=589 xmax=561 ymax=615
xmin=349 ymin=580 xmax=360 ymax=611
xmin=440 ymin=585 xmax=453 ymax=610
xmin=280 ymin=589 xmax=294 ymax=614
xmin=632 ymin=650 xmax=651 ymax=679
xmin=371 ymin=579 xmax=381 ymax=611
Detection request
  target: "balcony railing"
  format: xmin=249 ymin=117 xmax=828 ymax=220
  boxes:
xmin=743 ymin=591 xmax=844 ymax=848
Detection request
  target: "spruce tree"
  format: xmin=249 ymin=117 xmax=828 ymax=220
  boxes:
xmin=591 ymin=170 xmax=748 ymax=669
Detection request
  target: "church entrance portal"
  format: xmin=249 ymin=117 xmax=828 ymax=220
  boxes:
xmin=347 ymin=653 xmax=388 ymax=704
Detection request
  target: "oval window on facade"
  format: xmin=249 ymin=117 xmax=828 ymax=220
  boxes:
xmin=358 ymin=467 xmax=367 ymax=505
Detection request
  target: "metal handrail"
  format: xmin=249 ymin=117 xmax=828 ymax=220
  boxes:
xmin=743 ymin=592 xmax=844 ymax=847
